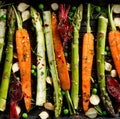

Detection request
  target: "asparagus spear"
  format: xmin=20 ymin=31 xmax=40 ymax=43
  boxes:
xmin=96 ymin=15 xmax=115 ymax=116
xmin=43 ymin=11 xmax=62 ymax=117
xmin=30 ymin=7 xmax=46 ymax=106
xmin=0 ymin=6 xmax=16 ymax=111
xmin=71 ymin=4 xmax=83 ymax=109
xmin=0 ymin=9 xmax=7 ymax=63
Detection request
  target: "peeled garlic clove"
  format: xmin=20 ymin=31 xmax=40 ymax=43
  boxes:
xmin=44 ymin=102 xmax=54 ymax=111
xmin=39 ymin=111 xmax=49 ymax=119
xmin=22 ymin=10 xmax=30 ymax=22
xmin=51 ymin=3 xmax=59 ymax=11
xmin=85 ymin=108 xmax=98 ymax=119
xmin=110 ymin=69 xmax=117 ymax=77
xmin=17 ymin=2 xmax=30 ymax=12
xmin=46 ymin=76 xmax=52 ymax=85
xmin=105 ymin=61 xmax=112 ymax=71
xmin=114 ymin=17 xmax=120 ymax=27
xmin=12 ymin=62 xmax=19 ymax=73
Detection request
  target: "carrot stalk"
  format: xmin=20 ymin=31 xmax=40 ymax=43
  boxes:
xmin=82 ymin=3 xmax=94 ymax=112
xmin=51 ymin=12 xmax=75 ymax=115
xmin=0 ymin=6 xmax=15 ymax=111
xmin=43 ymin=11 xmax=62 ymax=117
xmin=30 ymin=7 xmax=46 ymax=106
xmin=0 ymin=9 xmax=7 ymax=63
xmin=96 ymin=14 xmax=115 ymax=116
xmin=71 ymin=4 xmax=83 ymax=110
xmin=12 ymin=5 xmax=32 ymax=111
xmin=108 ymin=4 xmax=120 ymax=79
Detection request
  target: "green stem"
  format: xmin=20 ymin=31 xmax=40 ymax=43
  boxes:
xmin=12 ymin=5 xmax=22 ymax=29
xmin=65 ymin=91 xmax=76 ymax=115
xmin=108 ymin=4 xmax=116 ymax=31
xmin=87 ymin=3 xmax=91 ymax=33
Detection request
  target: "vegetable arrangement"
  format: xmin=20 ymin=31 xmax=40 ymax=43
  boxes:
xmin=0 ymin=1 xmax=120 ymax=119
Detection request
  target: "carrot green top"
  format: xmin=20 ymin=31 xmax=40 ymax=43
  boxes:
xmin=87 ymin=3 xmax=91 ymax=33
xmin=12 ymin=5 xmax=22 ymax=30
xmin=108 ymin=4 xmax=116 ymax=31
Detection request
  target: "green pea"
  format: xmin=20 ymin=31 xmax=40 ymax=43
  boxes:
xmin=33 ymin=72 xmax=37 ymax=77
xmin=1 ymin=14 xmax=6 ymax=19
xmin=105 ymin=46 xmax=110 ymax=51
xmin=68 ymin=12 xmax=74 ymax=18
xmin=95 ymin=6 xmax=101 ymax=12
xmin=92 ymin=88 xmax=97 ymax=94
xmin=22 ymin=113 xmax=28 ymax=118
xmin=104 ymin=51 xmax=107 ymax=55
xmin=107 ymin=52 xmax=111 ymax=56
xmin=63 ymin=108 xmax=69 ymax=115
xmin=71 ymin=6 xmax=77 ymax=11
xmin=38 ymin=3 xmax=44 ymax=10
xmin=32 ymin=64 xmax=37 ymax=70
xmin=64 ymin=52 xmax=68 ymax=57
xmin=102 ymin=110 xmax=107 ymax=116
xmin=61 ymin=90 xmax=65 ymax=95
xmin=31 ymin=69 xmax=35 ymax=74
xmin=94 ymin=83 xmax=98 ymax=89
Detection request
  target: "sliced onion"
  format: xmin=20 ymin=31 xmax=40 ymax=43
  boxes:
xmin=112 ymin=4 xmax=120 ymax=14
xmin=90 ymin=94 xmax=100 ymax=106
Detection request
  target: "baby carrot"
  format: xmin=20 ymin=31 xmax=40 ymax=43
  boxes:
xmin=108 ymin=4 xmax=120 ymax=79
xmin=12 ymin=5 xmax=32 ymax=111
xmin=82 ymin=3 xmax=94 ymax=112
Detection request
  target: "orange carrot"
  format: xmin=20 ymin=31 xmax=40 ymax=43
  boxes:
xmin=108 ymin=31 xmax=120 ymax=78
xmin=109 ymin=31 xmax=120 ymax=78
xmin=51 ymin=12 xmax=70 ymax=90
xmin=82 ymin=33 xmax=94 ymax=112
xmin=108 ymin=4 xmax=120 ymax=79
xmin=16 ymin=29 xmax=32 ymax=111
xmin=82 ymin=4 xmax=94 ymax=112
xmin=13 ymin=6 xmax=32 ymax=111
